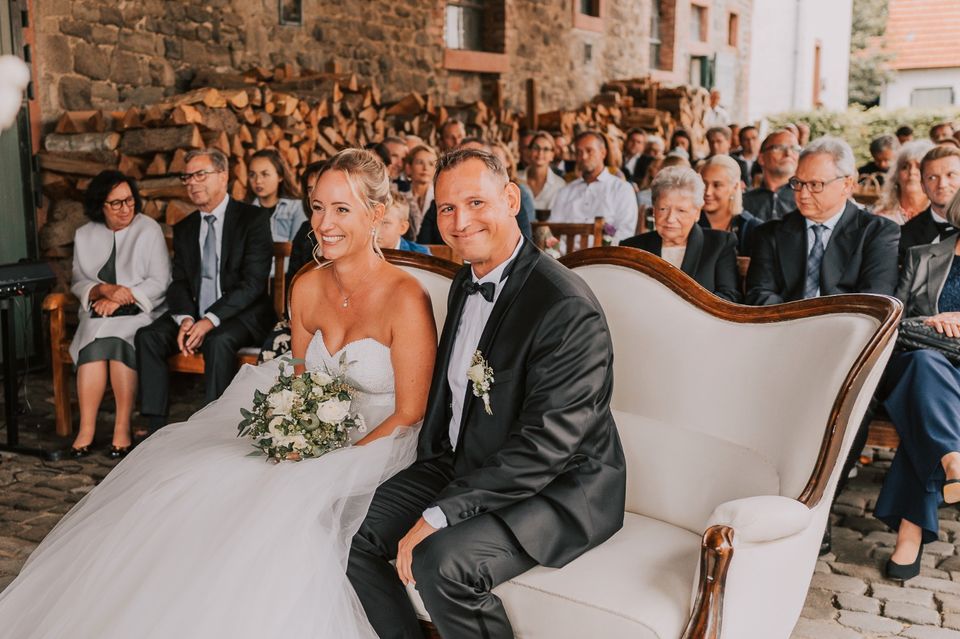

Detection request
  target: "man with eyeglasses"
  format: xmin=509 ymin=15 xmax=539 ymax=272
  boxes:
xmin=742 ymin=130 xmax=801 ymax=222
xmin=746 ymin=136 xmax=899 ymax=306
xmin=135 ymin=148 xmax=275 ymax=433
xmin=898 ymin=145 xmax=960 ymax=263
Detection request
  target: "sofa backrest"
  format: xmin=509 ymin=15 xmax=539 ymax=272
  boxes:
xmin=564 ymin=249 xmax=896 ymax=508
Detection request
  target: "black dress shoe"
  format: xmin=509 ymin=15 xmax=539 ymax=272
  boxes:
xmin=107 ymin=445 xmax=131 ymax=460
xmin=886 ymin=545 xmax=923 ymax=581
xmin=69 ymin=445 xmax=92 ymax=459
xmin=819 ymin=524 xmax=832 ymax=556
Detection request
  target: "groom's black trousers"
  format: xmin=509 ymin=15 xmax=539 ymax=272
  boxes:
xmin=348 ymin=454 xmax=536 ymax=639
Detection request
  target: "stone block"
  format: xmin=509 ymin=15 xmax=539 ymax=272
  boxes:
xmin=836 ymin=592 xmax=880 ymax=614
xmin=863 ymin=530 xmax=897 ymax=546
xmin=837 ymin=610 xmax=903 ymax=634
xmin=163 ymin=37 xmax=182 ymax=60
xmin=185 ymin=5 xmax=212 ymax=22
xmin=908 ymin=576 xmax=960 ymax=597
xmin=926 ymin=541 xmax=957 ymax=557
xmin=810 ymin=573 xmax=868 ymax=595
xmin=148 ymin=60 xmax=176 ymax=87
xmin=871 ymin=583 xmax=936 ymax=607
xmin=109 ymin=51 xmax=146 ymax=86
xmin=119 ymin=86 xmax=165 ymax=106
xmin=90 ymin=81 xmax=119 ymax=108
xmin=901 ymin=627 xmax=960 ymax=639
xmin=944 ymin=612 xmax=960 ymax=631
xmin=791 ymin=618 xmax=862 ymax=639
xmin=99 ymin=5 xmax=123 ymax=26
xmin=89 ymin=24 xmax=119 ymax=45
xmin=38 ymin=34 xmax=73 ymax=74
xmin=59 ymin=19 xmax=92 ymax=40
xmin=57 ymin=75 xmax=91 ymax=111
xmin=71 ymin=2 xmax=99 ymax=22
xmin=883 ymin=600 xmax=941 ymax=625
xmin=938 ymin=593 xmax=960 ymax=614
xmin=801 ymin=588 xmax=836 ymax=620
xmin=830 ymin=560 xmax=884 ymax=582
xmin=73 ymin=42 xmax=111 ymax=81
xmin=118 ymin=30 xmax=160 ymax=56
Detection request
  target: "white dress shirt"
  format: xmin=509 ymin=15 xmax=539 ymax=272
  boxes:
xmin=805 ymin=205 xmax=845 ymax=298
xmin=422 ymin=237 xmax=525 ymax=530
xmin=661 ymin=246 xmax=686 ymax=269
xmin=931 ymin=209 xmax=951 ymax=243
xmin=549 ymin=170 xmax=638 ymax=244
xmin=172 ymin=195 xmax=229 ymax=328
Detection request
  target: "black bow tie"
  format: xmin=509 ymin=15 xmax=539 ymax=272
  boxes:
xmin=462 ymin=279 xmax=496 ymax=302
xmin=935 ymin=222 xmax=955 ymax=238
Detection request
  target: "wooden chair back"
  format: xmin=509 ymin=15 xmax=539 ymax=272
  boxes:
xmin=423 ymin=244 xmax=463 ymax=264
xmin=531 ymin=217 xmax=604 ymax=255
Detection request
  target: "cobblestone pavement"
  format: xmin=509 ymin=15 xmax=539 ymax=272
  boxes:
xmin=2 ymin=375 xmax=960 ymax=637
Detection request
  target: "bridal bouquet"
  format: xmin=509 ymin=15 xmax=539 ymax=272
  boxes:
xmin=237 ymin=358 xmax=366 ymax=462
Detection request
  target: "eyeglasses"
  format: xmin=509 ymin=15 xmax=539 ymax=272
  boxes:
xmin=104 ymin=196 xmax=135 ymax=211
xmin=763 ymin=144 xmax=802 ymax=155
xmin=179 ymin=169 xmax=223 ymax=184
xmin=788 ymin=176 xmax=846 ymax=193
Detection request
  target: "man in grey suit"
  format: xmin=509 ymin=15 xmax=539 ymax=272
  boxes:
xmin=347 ymin=149 xmax=626 ymax=638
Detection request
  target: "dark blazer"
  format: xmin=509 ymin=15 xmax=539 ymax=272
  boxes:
xmin=743 ymin=184 xmax=797 ymax=222
xmin=621 ymin=224 xmax=742 ymax=302
xmin=899 ymin=207 xmax=958 ymax=264
xmin=417 ymin=240 xmax=626 ymax=568
xmin=697 ymin=209 xmax=762 ymax=257
xmin=746 ymin=202 xmax=900 ymax=305
xmin=896 ymin=234 xmax=959 ymax=318
xmin=167 ymin=198 xmax=275 ymax=333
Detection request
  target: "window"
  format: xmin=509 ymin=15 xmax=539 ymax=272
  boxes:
xmin=911 ymin=87 xmax=955 ymax=108
xmin=579 ymin=0 xmax=600 ymax=16
xmin=445 ymin=1 xmax=485 ymax=51
xmin=690 ymin=4 xmax=707 ymax=43
xmin=727 ymin=12 xmax=738 ymax=47
xmin=572 ymin=0 xmax=604 ymax=31
xmin=689 ymin=55 xmax=714 ymax=88
xmin=650 ymin=1 xmax=661 ymax=68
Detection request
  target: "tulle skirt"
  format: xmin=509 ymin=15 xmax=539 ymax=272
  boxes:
xmin=0 ymin=361 xmax=418 ymax=638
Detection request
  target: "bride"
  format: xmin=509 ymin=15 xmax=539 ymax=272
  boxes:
xmin=0 ymin=149 xmax=438 ymax=638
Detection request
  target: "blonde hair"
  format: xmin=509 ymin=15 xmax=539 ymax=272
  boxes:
xmin=875 ymin=140 xmax=934 ymax=215
xmin=311 ymin=148 xmax=391 ymax=265
xmin=946 ymin=188 xmax=960 ymax=228
xmin=699 ymin=155 xmax=744 ymax=215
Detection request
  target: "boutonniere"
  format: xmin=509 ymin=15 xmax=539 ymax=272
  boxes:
xmin=467 ymin=350 xmax=494 ymax=415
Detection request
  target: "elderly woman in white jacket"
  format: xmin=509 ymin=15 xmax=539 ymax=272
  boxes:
xmin=70 ymin=171 xmax=170 ymax=458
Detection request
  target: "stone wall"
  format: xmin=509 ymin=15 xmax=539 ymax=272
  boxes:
xmin=34 ymin=0 xmax=753 ymax=129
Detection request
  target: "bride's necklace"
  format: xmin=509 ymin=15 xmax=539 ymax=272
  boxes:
xmin=331 ymin=263 xmax=374 ymax=308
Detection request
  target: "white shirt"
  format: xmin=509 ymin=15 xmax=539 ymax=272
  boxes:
xmin=549 ymin=170 xmax=638 ymax=245
xmin=172 ymin=195 xmax=229 ymax=327
xmin=422 ymin=237 xmax=525 ymax=529
xmin=518 ymin=169 xmax=566 ymax=211
xmin=661 ymin=246 xmax=686 ymax=269
xmin=805 ymin=205 xmax=845 ymax=298
xmin=623 ymin=154 xmax=641 ymax=177
xmin=704 ymin=105 xmax=731 ymax=127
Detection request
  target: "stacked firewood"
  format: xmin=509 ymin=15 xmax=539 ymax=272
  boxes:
xmin=37 ymin=64 xmax=520 ymax=256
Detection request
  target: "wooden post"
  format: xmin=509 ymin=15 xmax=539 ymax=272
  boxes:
xmin=325 ymin=60 xmax=342 ymax=74
xmin=525 ymin=79 xmax=538 ymax=131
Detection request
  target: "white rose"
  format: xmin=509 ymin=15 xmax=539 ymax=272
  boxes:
xmin=317 ymin=399 xmax=351 ymax=424
xmin=310 ymin=371 xmax=333 ymax=386
xmin=268 ymin=389 xmax=297 ymax=416
xmin=355 ymin=413 xmax=367 ymax=433
xmin=467 ymin=363 xmax=486 ymax=384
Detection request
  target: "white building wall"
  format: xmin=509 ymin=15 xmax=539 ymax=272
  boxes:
xmin=881 ymin=68 xmax=960 ymax=109
xmin=746 ymin=0 xmax=853 ymax=122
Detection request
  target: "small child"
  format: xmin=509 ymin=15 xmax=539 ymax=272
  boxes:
xmin=376 ymin=196 xmax=431 ymax=255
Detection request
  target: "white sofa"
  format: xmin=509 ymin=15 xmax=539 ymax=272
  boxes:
xmin=389 ymin=247 xmax=901 ymax=639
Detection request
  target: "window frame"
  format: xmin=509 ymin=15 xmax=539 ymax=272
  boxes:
xmin=572 ymin=0 xmax=605 ymax=32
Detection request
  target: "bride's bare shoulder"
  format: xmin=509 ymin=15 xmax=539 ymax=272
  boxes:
xmin=380 ymin=261 xmax=433 ymax=305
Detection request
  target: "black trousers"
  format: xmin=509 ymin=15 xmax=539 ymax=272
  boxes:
xmin=134 ymin=313 xmax=260 ymax=422
xmin=348 ymin=456 xmax=536 ymax=639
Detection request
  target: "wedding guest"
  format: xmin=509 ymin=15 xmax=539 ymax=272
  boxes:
xmin=377 ymin=196 xmax=431 ymax=255
xmin=858 ymin=135 xmax=899 ymax=187
xmin=633 ymin=134 xmax=666 ymax=188
xmin=550 ymin=130 xmax=638 ymax=244
xmin=698 ymin=155 xmax=762 ymax=256
xmin=621 ymin=166 xmax=740 ymax=302
xmin=743 ymin=129 xmax=800 ymax=221
xmin=622 ymin=128 xmax=647 ymax=181
xmin=897 ymin=125 xmax=914 ymax=145
xmin=70 ymin=171 xmax=171 ymax=457
xmin=439 ymin=119 xmax=466 ymax=153
xmin=704 ymin=88 xmax=730 ymax=127
xmin=899 ymin=145 xmax=960 ymax=262
xmin=135 ymin=149 xmax=275 ymax=432
xmin=287 ymin=161 xmax=325 ymax=288
xmin=733 ymin=125 xmax=760 ymax=180
xmin=746 ymin=136 xmax=899 ymax=305
xmin=404 ymin=134 xmax=425 ymax=153
xmin=797 ymin=122 xmax=811 ymax=146
xmin=705 ymin=126 xmax=749 ymax=185
xmin=516 ymin=130 xmax=534 ymax=171
xmin=246 ymin=149 xmax=308 ymax=286
xmin=874 ymin=189 xmax=960 ymax=581
xmin=930 ymin=122 xmax=955 ymax=143
xmin=552 ymin=132 xmax=572 ymax=176
xmin=406 ymin=145 xmax=438 ymax=242
xmin=637 ymin=154 xmax=690 ymax=209
xmin=518 ymin=131 xmax=566 ymax=211
xmin=873 ymin=140 xmax=934 ymax=225
xmin=602 ymin=132 xmax=626 ymax=179
xmin=382 ymin=136 xmax=409 ymax=189
xmin=669 ymin=128 xmax=696 ymax=162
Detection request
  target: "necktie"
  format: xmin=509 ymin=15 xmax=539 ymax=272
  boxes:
xmin=462 ymin=279 xmax=495 ymax=302
xmin=199 ymin=214 xmax=218 ymax=315
xmin=804 ymin=224 xmax=825 ymax=300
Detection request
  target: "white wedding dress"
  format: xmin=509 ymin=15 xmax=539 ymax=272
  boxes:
xmin=0 ymin=331 xmax=417 ymax=638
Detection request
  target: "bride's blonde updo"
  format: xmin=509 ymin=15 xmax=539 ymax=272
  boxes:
xmin=311 ymin=148 xmax=394 ymax=264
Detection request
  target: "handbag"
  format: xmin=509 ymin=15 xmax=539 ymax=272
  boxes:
xmin=90 ymin=303 xmax=141 ymax=319
xmin=896 ymin=317 xmax=960 ymax=365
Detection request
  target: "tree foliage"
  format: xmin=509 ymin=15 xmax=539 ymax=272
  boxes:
xmin=849 ymin=0 xmax=894 ymax=107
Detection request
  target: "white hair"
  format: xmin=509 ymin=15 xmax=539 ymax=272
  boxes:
xmin=651 ymin=166 xmax=705 ymax=208
xmin=800 ymin=136 xmax=856 ymax=177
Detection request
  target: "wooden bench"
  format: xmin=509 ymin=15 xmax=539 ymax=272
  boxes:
xmin=531 ymin=217 xmax=604 ymax=255
xmin=44 ymin=241 xmax=292 ymax=436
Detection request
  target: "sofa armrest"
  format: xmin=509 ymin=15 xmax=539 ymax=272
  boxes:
xmin=707 ymin=496 xmax=813 ymax=545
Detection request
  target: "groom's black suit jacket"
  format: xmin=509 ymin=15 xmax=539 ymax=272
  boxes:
xmin=416 ymin=240 xmax=626 ymax=568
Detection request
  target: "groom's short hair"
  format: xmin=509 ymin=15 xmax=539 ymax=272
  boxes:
xmin=434 ymin=148 xmax=509 ymax=187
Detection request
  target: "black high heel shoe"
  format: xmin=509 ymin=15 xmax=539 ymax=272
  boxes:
xmin=886 ymin=545 xmax=923 ymax=581
xmin=69 ymin=445 xmax=92 ymax=459
xmin=107 ymin=445 xmax=131 ymax=460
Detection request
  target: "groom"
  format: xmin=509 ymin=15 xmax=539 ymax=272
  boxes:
xmin=347 ymin=149 xmax=626 ymax=638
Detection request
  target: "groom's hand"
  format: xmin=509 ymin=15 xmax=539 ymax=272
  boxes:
xmin=396 ymin=517 xmax=437 ymax=586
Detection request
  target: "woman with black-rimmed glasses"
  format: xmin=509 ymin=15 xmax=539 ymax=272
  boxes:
xmin=68 ymin=170 xmax=170 ymax=458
